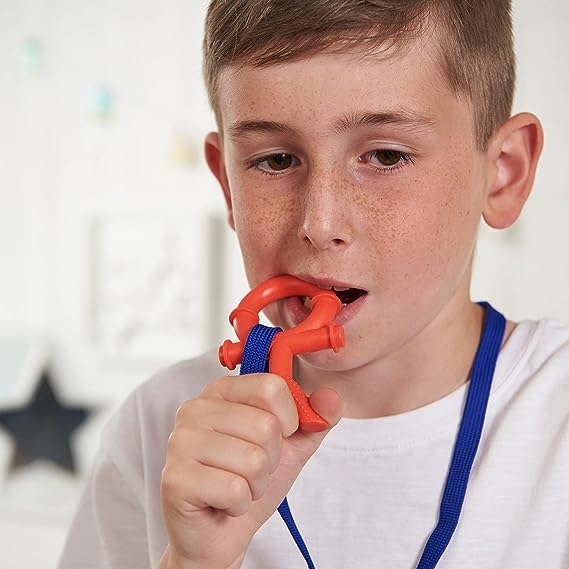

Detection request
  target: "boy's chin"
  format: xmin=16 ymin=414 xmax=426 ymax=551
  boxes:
xmin=295 ymin=348 xmax=361 ymax=375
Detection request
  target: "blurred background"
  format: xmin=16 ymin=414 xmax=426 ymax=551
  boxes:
xmin=0 ymin=0 xmax=568 ymax=567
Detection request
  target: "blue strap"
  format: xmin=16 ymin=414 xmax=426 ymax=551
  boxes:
xmin=239 ymin=303 xmax=505 ymax=569
xmin=240 ymin=324 xmax=317 ymax=569
xmin=415 ymin=301 xmax=505 ymax=567
xmin=240 ymin=324 xmax=282 ymax=375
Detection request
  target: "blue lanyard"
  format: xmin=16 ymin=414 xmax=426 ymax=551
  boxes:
xmin=240 ymin=302 xmax=505 ymax=568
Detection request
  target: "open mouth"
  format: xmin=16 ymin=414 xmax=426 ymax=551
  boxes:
xmin=301 ymin=286 xmax=367 ymax=309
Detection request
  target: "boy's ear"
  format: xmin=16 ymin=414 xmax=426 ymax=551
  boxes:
xmin=204 ymin=132 xmax=235 ymax=230
xmin=482 ymin=112 xmax=544 ymax=229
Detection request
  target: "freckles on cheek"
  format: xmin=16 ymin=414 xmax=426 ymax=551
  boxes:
xmin=356 ymin=181 xmax=416 ymax=252
xmin=411 ymin=171 xmax=480 ymax=284
xmin=233 ymin=192 xmax=295 ymax=276
xmin=362 ymin=177 xmax=469 ymax=288
xmin=233 ymin=191 xmax=298 ymax=253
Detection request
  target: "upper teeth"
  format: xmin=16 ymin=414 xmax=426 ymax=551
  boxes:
xmin=333 ymin=286 xmax=350 ymax=292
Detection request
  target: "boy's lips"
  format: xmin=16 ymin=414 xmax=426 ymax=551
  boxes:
xmin=290 ymin=273 xmax=366 ymax=291
xmin=284 ymin=273 xmax=369 ymax=326
xmin=285 ymin=291 xmax=368 ymax=326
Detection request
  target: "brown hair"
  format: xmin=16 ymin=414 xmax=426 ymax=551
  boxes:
xmin=203 ymin=1 xmax=516 ymax=150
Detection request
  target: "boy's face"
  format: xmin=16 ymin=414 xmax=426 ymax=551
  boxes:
xmin=208 ymin=37 xmax=492 ymax=371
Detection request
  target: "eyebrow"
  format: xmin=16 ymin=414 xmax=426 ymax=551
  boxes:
xmin=227 ymin=109 xmax=437 ymax=141
xmin=333 ymin=110 xmax=437 ymax=135
xmin=227 ymin=120 xmax=296 ymax=140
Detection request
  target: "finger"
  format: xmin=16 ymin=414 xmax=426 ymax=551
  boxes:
xmin=308 ymin=387 xmax=344 ymax=429
xmin=170 ymin=429 xmax=272 ymax=501
xmin=175 ymin=398 xmax=282 ymax=473
xmin=201 ymin=374 xmax=298 ymax=437
xmin=161 ymin=461 xmax=253 ymax=518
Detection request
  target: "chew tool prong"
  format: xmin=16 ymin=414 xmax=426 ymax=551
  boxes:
xmin=219 ymin=275 xmax=345 ymax=432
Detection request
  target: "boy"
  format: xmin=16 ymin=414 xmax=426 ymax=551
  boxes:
xmin=59 ymin=1 xmax=569 ymax=568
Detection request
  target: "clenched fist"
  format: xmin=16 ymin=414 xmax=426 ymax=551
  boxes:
xmin=159 ymin=372 xmax=343 ymax=569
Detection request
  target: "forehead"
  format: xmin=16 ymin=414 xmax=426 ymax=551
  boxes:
xmin=215 ymin=36 xmax=469 ymax=137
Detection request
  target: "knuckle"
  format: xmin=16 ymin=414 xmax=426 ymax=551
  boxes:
xmin=245 ymin=445 xmax=269 ymax=479
xmin=175 ymin=398 xmax=206 ymax=425
xmin=166 ymin=428 xmax=185 ymax=456
xmin=227 ymin=475 xmax=251 ymax=505
xmin=256 ymin=413 xmax=281 ymax=445
xmin=166 ymin=428 xmax=198 ymax=461
xmin=174 ymin=399 xmax=192 ymax=422
xmin=160 ymin=465 xmax=180 ymax=500
xmin=166 ymin=430 xmax=177 ymax=452
xmin=258 ymin=373 xmax=287 ymax=404
xmin=199 ymin=375 xmax=230 ymax=398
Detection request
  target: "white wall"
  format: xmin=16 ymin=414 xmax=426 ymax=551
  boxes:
xmin=0 ymin=0 xmax=248 ymax=401
xmin=0 ymin=1 xmax=246 ymax=566
xmin=0 ymin=1 xmax=568 ymax=567
xmin=471 ymin=1 xmax=569 ymax=322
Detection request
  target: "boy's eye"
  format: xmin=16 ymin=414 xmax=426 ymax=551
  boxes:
xmin=361 ymin=148 xmax=414 ymax=172
xmin=370 ymin=149 xmax=402 ymax=166
xmin=266 ymin=153 xmax=294 ymax=171
xmin=249 ymin=153 xmax=299 ymax=176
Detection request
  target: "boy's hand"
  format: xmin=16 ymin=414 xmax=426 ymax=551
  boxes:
xmin=159 ymin=373 xmax=344 ymax=569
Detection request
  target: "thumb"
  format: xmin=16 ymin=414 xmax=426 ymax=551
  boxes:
xmin=308 ymin=387 xmax=345 ymax=430
xmin=285 ymin=387 xmax=345 ymax=463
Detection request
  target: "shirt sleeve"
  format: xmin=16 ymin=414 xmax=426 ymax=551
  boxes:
xmin=57 ymin=440 xmax=152 ymax=569
xmin=56 ymin=358 xmax=213 ymax=569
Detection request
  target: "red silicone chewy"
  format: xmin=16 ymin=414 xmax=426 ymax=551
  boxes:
xmin=218 ymin=275 xmax=345 ymax=432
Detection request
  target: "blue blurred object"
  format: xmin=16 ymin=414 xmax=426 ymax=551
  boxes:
xmin=19 ymin=38 xmax=43 ymax=72
xmin=0 ymin=372 xmax=90 ymax=473
xmin=93 ymin=87 xmax=115 ymax=120
xmin=0 ymin=337 xmax=91 ymax=473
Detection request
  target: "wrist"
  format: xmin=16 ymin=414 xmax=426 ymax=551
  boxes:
xmin=159 ymin=546 xmax=196 ymax=569
xmin=159 ymin=545 xmax=244 ymax=569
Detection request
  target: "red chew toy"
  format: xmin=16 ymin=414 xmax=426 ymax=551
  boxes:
xmin=219 ymin=275 xmax=345 ymax=432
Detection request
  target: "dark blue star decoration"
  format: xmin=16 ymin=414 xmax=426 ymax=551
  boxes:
xmin=0 ymin=371 xmax=91 ymax=474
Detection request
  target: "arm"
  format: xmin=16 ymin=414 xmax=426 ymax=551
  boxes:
xmin=57 ymin=435 xmax=150 ymax=569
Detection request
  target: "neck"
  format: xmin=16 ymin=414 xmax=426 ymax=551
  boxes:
xmin=297 ymin=299 xmax=514 ymax=419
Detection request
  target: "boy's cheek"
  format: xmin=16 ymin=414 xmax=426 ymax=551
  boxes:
xmin=233 ymin=189 xmax=299 ymax=235
xmin=370 ymin=191 xmax=478 ymax=273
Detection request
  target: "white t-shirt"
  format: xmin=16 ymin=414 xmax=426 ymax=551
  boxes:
xmin=58 ymin=317 xmax=569 ymax=568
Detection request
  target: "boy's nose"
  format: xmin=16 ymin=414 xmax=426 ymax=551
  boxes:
xmin=297 ymin=181 xmax=354 ymax=251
